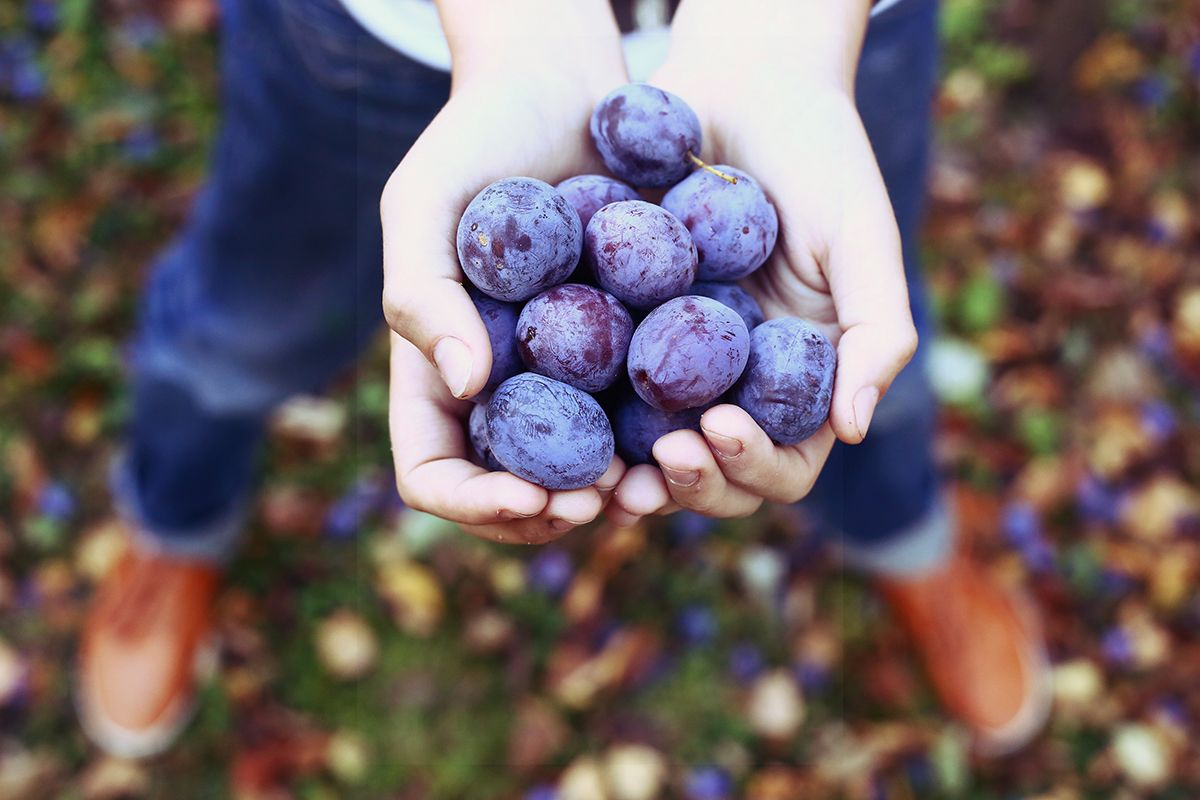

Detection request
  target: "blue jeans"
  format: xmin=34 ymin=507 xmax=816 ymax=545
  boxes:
xmin=118 ymin=0 xmax=946 ymax=572
xmin=808 ymin=0 xmax=948 ymax=574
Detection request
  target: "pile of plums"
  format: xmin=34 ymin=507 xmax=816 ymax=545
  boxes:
xmin=456 ymin=83 xmax=836 ymax=491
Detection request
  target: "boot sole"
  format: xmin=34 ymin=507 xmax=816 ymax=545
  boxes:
xmin=971 ymin=590 xmax=1053 ymax=757
xmin=75 ymin=637 xmax=218 ymax=760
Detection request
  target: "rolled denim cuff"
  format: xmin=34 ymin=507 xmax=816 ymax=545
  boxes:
xmin=109 ymin=451 xmax=246 ymax=564
xmin=834 ymin=496 xmax=954 ymax=577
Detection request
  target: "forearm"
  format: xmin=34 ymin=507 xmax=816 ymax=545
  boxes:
xmin=668 ymin=0 xmax=872 ymax=91
xmin=435 ymin=0 xmax=625 ymax=93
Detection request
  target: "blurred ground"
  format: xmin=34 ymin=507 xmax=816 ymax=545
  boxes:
xmin=2 ymin=1 xmax=1200 ymax=798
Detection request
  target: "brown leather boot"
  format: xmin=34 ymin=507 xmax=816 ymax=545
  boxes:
xmin=878 ymin=551 xmax=1051 ymax=756
xmin=77 ymin=539 xmax=220 ymax=758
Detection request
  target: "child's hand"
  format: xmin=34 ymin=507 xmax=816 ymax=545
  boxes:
xmin=606 ymin=1 xmax=918 ymax=525
xmin=382 ymin=2 xmax=628 ymax=543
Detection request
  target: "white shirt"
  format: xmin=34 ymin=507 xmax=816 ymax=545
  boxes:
xmin=340 ymin=0 xmax=908 ymax=82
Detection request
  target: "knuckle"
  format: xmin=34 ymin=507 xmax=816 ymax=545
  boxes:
xmin=681 ymin=494 xmax=715 ymax=520
xmin=379 ymin=162 xmax=407 ymax=213
xmin=766 ymin=488 xmax=801 ymax=505
xmin=894 ymin=323 xmax=919 ymax=363
xmin=679 ymin=492 xmax=720 ymax=516
xmin=766 ymin=485 xmax=805 ymax=504
xmin=730 ymin=499 xmax=764 ymax=519
xmin=766 ymin=468 xmax=816 ymax=504
xmin=394 ymin=483 xmax=426 ymax=514
xmin=796 ymin=471 xmax=821 ymax=501
xmin=732 ymin=460 xmax=784 ymax=501
xmin=393 ymin=469 xmax=431 ymax=515
xmin=381 ymin=284 xmax=419 ymax=336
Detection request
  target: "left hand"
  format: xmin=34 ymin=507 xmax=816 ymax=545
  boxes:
xmin=383 ymin=0 xmax=631 ymax=544
xmin=606 ymin=13 xmax=918 ymax=526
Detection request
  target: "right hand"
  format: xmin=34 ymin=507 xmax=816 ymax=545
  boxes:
xmin=605 ymin=0 xmax=916 ymax=527
xmin=382 ymin=22 xmax=629 ymax=544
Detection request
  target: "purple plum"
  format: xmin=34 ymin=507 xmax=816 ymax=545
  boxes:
xmin=556 ymin=174 xmax=640 ymax=229
xmin=662 ymin=165 xmax=778 ymax=280
xmin=517 ymin=284 xmax=633 ymax=393
xmin=731 ymin=318 xmax=835 ymax=445
xmin=689 ymin=281 xmax=766 ymax=330
xmin=585 ymin=200 xmax=696 ymax=310
xmin=456 ymin=177 xmax=581 ymax=302
xmin=589 ymin=83 xmax=702 ymax=188
xmin=485 ymin=373 xmax=614 ymax=490
xmin=627 ymin=296 xmax=749 ymax=412
xmin=468 ymin=403 xmax=503 ymax=471
xmin=612 ymin=393 xmax=708 ymax=465
xmin=467 ymin=285 xmax=522 ymax=401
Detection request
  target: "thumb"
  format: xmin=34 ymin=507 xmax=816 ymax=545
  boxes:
xmin=829 ymin=319 xmax=917 ymax=444
xmin=383 ymin=276 xmax=493 ymax=401
xmin=381 ymin=167 xmax=493 ymax=401
xmin=823 ymin=145 xmax=918 ymax=445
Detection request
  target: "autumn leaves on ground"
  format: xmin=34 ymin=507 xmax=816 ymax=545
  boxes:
xmin=3 ymin=1 xmax=1200 ymax=798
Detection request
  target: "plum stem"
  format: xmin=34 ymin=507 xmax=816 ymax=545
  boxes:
xmin=686 ymin=152 xmax=738 ymax=184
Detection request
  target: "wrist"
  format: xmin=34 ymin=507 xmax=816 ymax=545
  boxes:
xmin=667 ymin=0 xmax=871 ymax=95
xmin=437 ymin=0 xmax=626 ymax=98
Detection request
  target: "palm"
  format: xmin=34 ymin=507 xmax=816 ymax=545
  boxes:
xmin=651 ymin=73 xmax=895 ymax=355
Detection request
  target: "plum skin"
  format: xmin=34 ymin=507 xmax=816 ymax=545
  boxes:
xmin=556 ymin=174 xmax=640 ymax=230
xmin=516 ymin=284 xmax=633 ymax=393
xmin=730 ymin=318 xmax=836 ymax=445
xmin=626 ymin=295 xmax=750 ymax=412
xmin=456 ymin=177 xmax=582 ymax=302
xmin=662 ymin=165 xmax=779 ymax=281
xmin=589 ymin=83 xmax=703 ymax=188
xmin=468 ymin=403 xmax=503 ymax=471
xmin=485 ymin=373 xmax=615 ymax=490
xmin=467 ymin=286 xmax=522 ymax=402
xmin=612 ymin=393 xmax=708 ymax=465
xmin=689 ymin=281 xmax=766 ymax=331
xmin=585 ymin=200 xmax=697 ymax=310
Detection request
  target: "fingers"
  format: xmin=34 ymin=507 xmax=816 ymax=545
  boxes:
xmin=606 ymin=405 xmax=835 ymax=524
xmin=606 ymin=505 xmax=641 ymax=528
xmin=401 ymin=462 xmax=548 ymax=527
xmin=609 ymin=464 xmax=675 ymax=526
xmin=652 ymin=430 xmax=763 ymax=519
xmin=543 ymin=486 xmax=606 ymax=530
xmin=460 ymin=459 xmax=623 ymax=545
xmin=698 ymin=404 xmax=835 ymax=503
xmin=536 ymin=458 xmax=624 ymax=533
xmin=594 ymin=456 xmax=625 ymax=507
xmin=461 ymin=487 xmax=603 ymax=545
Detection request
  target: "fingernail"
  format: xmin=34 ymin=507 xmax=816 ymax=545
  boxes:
xmin=500 ymin=508 xmax=539 ymax=521
xmin=703 ymin=429 xmax=743 ymax=459
xmin=433 ymin=337 xmax=473 ymax=398
xmin=853 ymin=386 xmax=880 ymax=440
xmin=550 ymin=518 xmax=577 ymax=532
xmin=661 ymin=466 xmax=700 ymax=488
